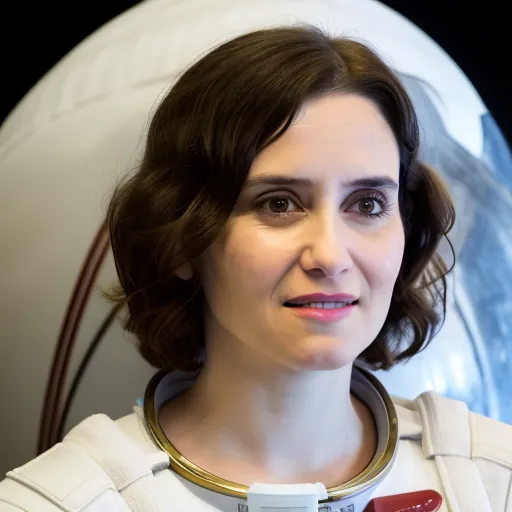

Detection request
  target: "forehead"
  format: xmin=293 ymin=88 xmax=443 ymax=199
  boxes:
xmin=251 ymin=94 xmax=400 ymax=180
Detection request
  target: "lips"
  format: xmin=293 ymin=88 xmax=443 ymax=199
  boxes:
xmin=284 ymin=293 xmax=359 ymax=307
xmin=284 ymin=293 xmax=357 ymax=323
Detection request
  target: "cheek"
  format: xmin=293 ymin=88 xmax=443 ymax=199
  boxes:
xmin=202 ymin=223 xmax=296 ymax=304
xmin=365 ymin=225 xmax=405 ymax=293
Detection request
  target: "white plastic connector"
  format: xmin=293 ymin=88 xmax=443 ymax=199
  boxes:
xmin=246 ymin=482 xmax=328 ymax=511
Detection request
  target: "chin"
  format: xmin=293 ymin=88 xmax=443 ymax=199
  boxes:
xmin=286 ymin=335 xmax=362 ymax=372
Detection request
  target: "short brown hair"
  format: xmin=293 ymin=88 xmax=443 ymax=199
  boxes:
xmin=105 ymin=25 xmax=455 ymax=372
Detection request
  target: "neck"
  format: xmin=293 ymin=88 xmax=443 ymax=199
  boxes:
xmin=159 ymin=328 xmax=376 ymax=485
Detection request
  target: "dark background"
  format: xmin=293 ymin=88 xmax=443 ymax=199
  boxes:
xmin=2 ymin=1 xmax=510 ymax=143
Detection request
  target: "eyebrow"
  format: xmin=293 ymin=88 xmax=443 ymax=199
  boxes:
xmin=244 ymin=175 xmax=399 ymax=190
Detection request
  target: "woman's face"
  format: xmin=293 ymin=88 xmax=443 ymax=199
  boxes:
xmin=199 ymin=94 xmax=404 ymax=372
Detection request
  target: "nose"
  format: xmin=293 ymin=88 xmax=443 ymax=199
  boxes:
xmin=299 ymin=212 xmax=354 ymax=278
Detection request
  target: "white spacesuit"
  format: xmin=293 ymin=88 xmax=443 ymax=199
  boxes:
xmin=1 ymin=367 xmax=511 ymax=511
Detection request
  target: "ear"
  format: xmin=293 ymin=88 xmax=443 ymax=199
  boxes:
xmin=175 ymin=262 xmax=193 ymax=281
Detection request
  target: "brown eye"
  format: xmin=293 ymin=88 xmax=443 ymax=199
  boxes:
xmin=269 ymin=196 xmax=290 ymax=213
xmin=358 ymin=197 xmax=381 ymax=215
xmin=262 ymin=195 xmax=297 ymax=214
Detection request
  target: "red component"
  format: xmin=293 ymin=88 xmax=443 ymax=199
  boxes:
xmin=364 ymin=490 xmax=442 ymax=512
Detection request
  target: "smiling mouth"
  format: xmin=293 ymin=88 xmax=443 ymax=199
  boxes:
xmin=284 ymin=300 xmax=358 ymax=309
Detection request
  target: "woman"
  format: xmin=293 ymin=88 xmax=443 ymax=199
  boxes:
xmin=1 ymin=25 xmax=510 ymax=512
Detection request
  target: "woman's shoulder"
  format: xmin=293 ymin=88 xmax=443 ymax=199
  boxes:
xmin=392 ymin=391 xmax=512 ymax=511
xmin=393 ymin=390 xmax=512 ymax=461
xmin=0 ymin=410 xmax=168 ymax=512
